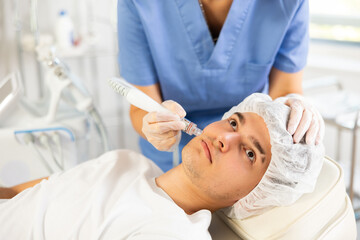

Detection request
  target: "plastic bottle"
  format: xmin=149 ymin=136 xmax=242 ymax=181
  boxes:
xmin=55 ymin=10 xmax=74 ymax=49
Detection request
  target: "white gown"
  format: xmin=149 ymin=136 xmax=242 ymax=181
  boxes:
xmin=0 ymin=150 xmax=211 ymax=240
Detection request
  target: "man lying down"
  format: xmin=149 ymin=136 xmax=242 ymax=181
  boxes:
xmin=0 ymin=93 xmax=324 ymax=239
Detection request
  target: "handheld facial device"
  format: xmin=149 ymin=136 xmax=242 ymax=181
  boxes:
xmin=108 ymin=77 xmax=202 ymax=136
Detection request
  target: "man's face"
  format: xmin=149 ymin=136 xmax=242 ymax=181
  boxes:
xmin=182 ymin=112 xmax=272 ymax=207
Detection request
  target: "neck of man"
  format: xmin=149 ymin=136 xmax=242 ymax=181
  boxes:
xmin=155 ymin=164 xmax=221 ymax=215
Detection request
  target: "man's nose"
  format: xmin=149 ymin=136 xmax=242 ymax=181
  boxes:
xmin=215 ymin=132 xmax=240 ymax=153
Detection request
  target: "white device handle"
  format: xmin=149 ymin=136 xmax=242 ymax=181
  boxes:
xmin=109 ymin=77 xmax=171 ymax=114
xmin=127 ymin=88 xmax=170 ymax=114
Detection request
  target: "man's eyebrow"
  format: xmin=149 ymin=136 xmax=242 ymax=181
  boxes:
xmin=249 ymin=136 xmax=266 ymax=164
xmin=234 ymin=112 xmax=267 ymax=163
xmin=249 ymin=136 xmax=265 ymax=155
xmin=234 ymin=112 xmax=245 ymax=125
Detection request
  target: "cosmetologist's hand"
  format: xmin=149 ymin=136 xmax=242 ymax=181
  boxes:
xmin=284 ymin=94 xmax=325 ymax=145
xmin=142 ymin=100 xmax=186 ymax=151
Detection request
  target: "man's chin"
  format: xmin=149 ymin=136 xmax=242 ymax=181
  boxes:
xmin=182 ymin=145 xmax=203 ymax=180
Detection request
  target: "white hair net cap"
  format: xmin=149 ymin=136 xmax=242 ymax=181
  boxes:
xmin=221 ymin=93 xmax=325 ymax=219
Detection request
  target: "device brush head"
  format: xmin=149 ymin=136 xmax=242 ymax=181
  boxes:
xmin=107 ymin=78 xmax=131 ymax=97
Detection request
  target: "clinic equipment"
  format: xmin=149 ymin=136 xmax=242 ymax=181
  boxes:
xmin=0 ymin=72 xmax=93 ymax=186
xmin=36 ymin=46 xmax=110 ymax=152
xmin=55 ymin=10 xmax=75 ymax=49
xmin=209 ymin=156 xmax=357 ymax=239
xmin=0 ymin=47 xmax=111 ymax=185
xmin=0 ymin=72 xmax=22 ymax=121
xmin=0 ymin=98 xmax=89 ymax=186
xmin=108 ymin=77 xmax=203 ymax=136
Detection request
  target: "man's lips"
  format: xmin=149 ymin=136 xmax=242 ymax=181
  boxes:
xmin=201 ymin=140 xmax=212 ymax=163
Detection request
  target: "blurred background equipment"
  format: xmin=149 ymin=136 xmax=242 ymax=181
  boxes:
xmin=0 ymin=0 xmax=136 ymax=186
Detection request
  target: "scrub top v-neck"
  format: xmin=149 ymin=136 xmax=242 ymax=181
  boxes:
xmin=118 ymin=0 xmax=309 ymax=171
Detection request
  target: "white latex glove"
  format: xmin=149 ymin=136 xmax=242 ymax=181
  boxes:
xmin=142 ymin=100 xmax=186 ymax=151
xmin=280 ymin=94 xmax=325 ymax=145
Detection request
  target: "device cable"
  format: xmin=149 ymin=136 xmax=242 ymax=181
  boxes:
xmin=23 ymin=133 xmax=54 ymax=173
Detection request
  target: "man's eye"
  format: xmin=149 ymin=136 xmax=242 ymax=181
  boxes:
xmin=229 ymin=119 xmax=237 ymax=131
xmin=246 ymin=149 xmax=256 ymax=162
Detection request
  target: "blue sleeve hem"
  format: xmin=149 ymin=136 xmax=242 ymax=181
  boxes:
xmin=273 ymin=60 xmax=306 ymax=73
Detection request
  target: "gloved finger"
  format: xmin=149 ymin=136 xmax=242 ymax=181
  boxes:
xmin=162 ymin=100 xmax=186 ymax=118
xmin=162 ymin=131 xmax=182 ymax=152
xmin=286 ymin=99 xmax=304 ymax=135
xmin=147 ymin=130 xmax=178 ymax=142
xmin=144 ymin=111 xmax=180 ymax=124
xmin=305 ymin=110 xmax=319 ymax=145
xmin=144 ymin=120 xmax=185 ymax=134
xmin=158 ymin=137 xmax=178 ymax=151
xmin=315 ymin=111 xmax=325 ymax=145
xmin=146 ymin=128 xmax=179 ymax=139
xmin=293 ymin=109 xmax=312 ymax=143
xmin=149 ymin=133 xmax=179 ymax=151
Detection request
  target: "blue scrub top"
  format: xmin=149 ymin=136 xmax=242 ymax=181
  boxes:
xmin=117 ymin=0 xmax=309 ymax=171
